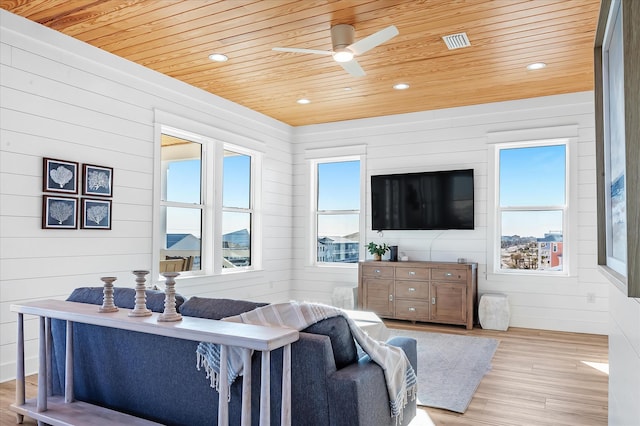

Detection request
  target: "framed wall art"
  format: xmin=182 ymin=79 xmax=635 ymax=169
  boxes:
xmin=81 ymin=198 xmax=112 ymax=230
xmin=43 ymin=158 xmax=78 ymax=194
xmin=594 ymin=0 xmax=640 ymax=298
xmin=42 ymin=195 xmax=78 ymax=229
xmin=82 ymin=164 xmax=113 ymax=197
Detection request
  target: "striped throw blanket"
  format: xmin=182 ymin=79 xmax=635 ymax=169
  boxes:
xmin=196 ymin=301 xmax=417 ymax=422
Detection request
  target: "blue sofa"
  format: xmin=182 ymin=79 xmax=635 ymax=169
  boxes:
xmin=50 ymin=287 xmax=417 ymax=426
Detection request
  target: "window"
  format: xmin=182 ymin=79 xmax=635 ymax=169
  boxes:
xmin=497 ymin=142 xmax=567 ymax=273
xmin=314 ymin=158 xmax=361 ymax=264
xmin=160 ymin=135 xmax=202 ymax=272
xmin=158 ymin=128 xmax=259 ymax=276
xmin=222 ymin=149 xmax=253 ymax=268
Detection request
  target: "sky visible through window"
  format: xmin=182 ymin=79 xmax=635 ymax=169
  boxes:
xmin=317 ymin=160 xmax=360 ymax=237
xmin=500 ymin=144 xmax=566 ymax=237
xmin=166 ymin=152 xmax=251 ymax=237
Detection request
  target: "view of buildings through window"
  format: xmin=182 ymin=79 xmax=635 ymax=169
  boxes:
xmin=498 ymin=143 xmax=567 ymax=271
xmin=316 ymin=159 xmax=360 ymax=263
xmin=161 ymin=134 xmax=253 ymax=272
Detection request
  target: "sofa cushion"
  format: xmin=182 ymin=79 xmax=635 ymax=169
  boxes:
xmin=67 ymin=286 xmax=184 ymax=313
xmin=303 ymin=316 xmax=358 ymax=369
xmin=179 ymin=297 xmax=358 ymax=369
xmin=179 ymin=296 xmax=269 ymax=320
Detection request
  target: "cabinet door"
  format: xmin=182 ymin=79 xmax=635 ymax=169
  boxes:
xmin=430 ymin=282 xmax=467 ymax=324
xmin=362 ymin=277 xmax=394 ymax=318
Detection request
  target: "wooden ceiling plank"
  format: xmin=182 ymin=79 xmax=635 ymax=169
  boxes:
xmin=0 ymin=0 xmax=98 ymax=22
xmin=85 ymin=0 xmax=266 ymax=48
xmin=63 ymin=0 xmax=225 ymax=40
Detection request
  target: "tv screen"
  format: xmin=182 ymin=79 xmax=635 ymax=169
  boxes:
xmin=371 ymin=169 xmax=474 ymax=230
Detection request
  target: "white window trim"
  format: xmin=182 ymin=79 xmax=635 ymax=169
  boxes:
xmin=486 ymin=126 xmax=578 ymax=278
xmin=153 ymin=110 xmax=262 ymax=283
xmin=305 ymin=145 xmax=366 ymax=267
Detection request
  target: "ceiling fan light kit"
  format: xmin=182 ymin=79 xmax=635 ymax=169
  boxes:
xmin=273 ymin=24 xmax=398 ymax=77
xmin=333 ymin=48 xmax=354 ymax=63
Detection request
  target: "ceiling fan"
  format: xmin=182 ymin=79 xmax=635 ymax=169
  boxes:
xmin=272 ymin=24 xmax=399 ymax=77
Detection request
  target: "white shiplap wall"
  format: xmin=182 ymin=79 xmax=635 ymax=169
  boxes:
xmin=290 ymin=91 xmax=610 ymax=335
xmin=0 ymin=11 xmax=293 ymax=381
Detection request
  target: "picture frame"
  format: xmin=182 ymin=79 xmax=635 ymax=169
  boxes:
xmin=82 ymin=164 xmax=113 ymax=197
xmin=81 ymin=198 xmax=112 ymax=230
xmin=594 ymin=0 xmax=640 ymax=298
xmin=42 ymin=195 xmax=78 ymax=229
xmin=43 ymin=158 xmax=78 ymax=194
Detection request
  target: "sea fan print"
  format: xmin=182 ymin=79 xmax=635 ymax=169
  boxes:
xmin=49 ymin=201 xmax=74 ymax=224
xmin=87 ymin=170 xmax=111 ymax=192
xmin=86 ymin=205 xmax=108 ymax=225
xmin=50 ymin=166 xmax=73 ymax=188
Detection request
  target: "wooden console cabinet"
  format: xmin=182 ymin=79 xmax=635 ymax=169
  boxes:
xmin=357 ymin=260 xmax=478 ymax=329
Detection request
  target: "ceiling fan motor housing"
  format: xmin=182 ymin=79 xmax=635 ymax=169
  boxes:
xmin=331 ymin=24 xmax=356 ymax=50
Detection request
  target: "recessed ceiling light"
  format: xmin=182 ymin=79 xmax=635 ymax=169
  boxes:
xmin=526 ymin=62 xmax=546 ymax=70
xmin=393 ymin=83 xmax=410 ymax=90
xmin=297 ymin=98 xmax=311 ymax=104
xmin=208 ymin=53 xmax=228 ymax=62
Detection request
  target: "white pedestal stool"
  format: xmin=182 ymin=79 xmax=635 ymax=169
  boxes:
xmin=478 ymin=293 xmax=510 ymax=331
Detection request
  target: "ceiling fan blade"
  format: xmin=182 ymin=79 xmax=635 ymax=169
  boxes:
xmin=272 ymin=47 xmax=333 ymax=55
xmin=339 ymin=59 xmax=366 ymax=77
xmin=348 ymin=25 xmax=399 ymax=56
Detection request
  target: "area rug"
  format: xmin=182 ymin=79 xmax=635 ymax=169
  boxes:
xmin=387 ymin=329 xmax=499 ymax=413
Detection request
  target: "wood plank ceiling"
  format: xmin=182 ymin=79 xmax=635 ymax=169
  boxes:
xmin=1 ymin=0 xmax=602 ymax=126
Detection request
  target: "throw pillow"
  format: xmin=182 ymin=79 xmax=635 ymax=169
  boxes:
xmin=303 ymin=316 xmax=358 ymax=369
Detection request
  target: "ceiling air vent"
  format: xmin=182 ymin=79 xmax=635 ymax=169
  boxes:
xmin=442 ymin=32 xmax=471 ymax=50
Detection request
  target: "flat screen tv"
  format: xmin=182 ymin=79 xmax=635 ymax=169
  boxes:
xmin=371 ymin=169 xmax=474 ymax=230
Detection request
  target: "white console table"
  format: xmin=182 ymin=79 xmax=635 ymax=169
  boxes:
xmin=11 ymin=300 xmax=299 ymax=426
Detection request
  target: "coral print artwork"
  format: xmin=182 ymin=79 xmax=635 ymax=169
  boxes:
xmin=43 ymin=158 xmax=78 ymax=194
xmin=81 ymin=198 xmax=112 ymax=229
xmin=82 ymin=164 xmax=113 ymax=197
xmin=42 ymin=195 xmax=78 ymax=229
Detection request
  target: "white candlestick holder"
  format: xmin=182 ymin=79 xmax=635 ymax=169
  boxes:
xmin=99 ymin=277 xmax=119 ymax=313
xmin=158 ymin=272 xmax=182 ymax=322
xmin=129 ymin=270 xmax=152 ymax=317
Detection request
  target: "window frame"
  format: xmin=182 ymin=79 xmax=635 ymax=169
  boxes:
xmin=153 ymin=111 xmax=262 ymax=282
xmin=487 ymin=132 xmax=578 ymax=277
xmin=220 ymin=144 xmax=261 ymax=273
xmin=307 ymin=150 xmax=366 ymax=267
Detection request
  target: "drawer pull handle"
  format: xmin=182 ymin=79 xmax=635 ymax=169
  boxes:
xmin=408 ymin=287 xmax=416 ymax=292
xmin=389 ymin=295 xmax=393 ymax=301
xmin=432 ymin=297 xmax=436 ymax=304
xmin=445 ymin=272 xmax=453 ymax=277
xmin=375 ymin=269 xmax=381 ymax=274
xmin=408 ymin=307 xmax=416 ymax=312
xmin=409 ymin=271 xmax=416 ymax=275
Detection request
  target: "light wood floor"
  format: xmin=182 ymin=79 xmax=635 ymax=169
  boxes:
xmin=0 ymin=323 xmax=608 ymax=426
xmin=388 ymin=321 xmax=609 ymax=426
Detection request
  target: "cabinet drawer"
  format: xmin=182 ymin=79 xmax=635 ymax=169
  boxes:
xmin=362 ymin=264 xmax=394 ymax=278
xmin=431 ymin=268 xmax=467 ymax=282
xmin=395 ymin=267 xmax=429 ymax=280
xmin=395 ymin=300 xmax=430 ymax=321
xmin=395 ymin=281 xmax=429 ymax=299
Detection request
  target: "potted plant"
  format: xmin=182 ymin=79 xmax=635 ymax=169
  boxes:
xmin=366 ymin=242 xmax=389 ymax=261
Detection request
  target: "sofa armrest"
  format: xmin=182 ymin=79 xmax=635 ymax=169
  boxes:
xmin=386 ymin=336 xmax=417 ymax=373
xmin=327 ymin=338 xmax=417 ymax=426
